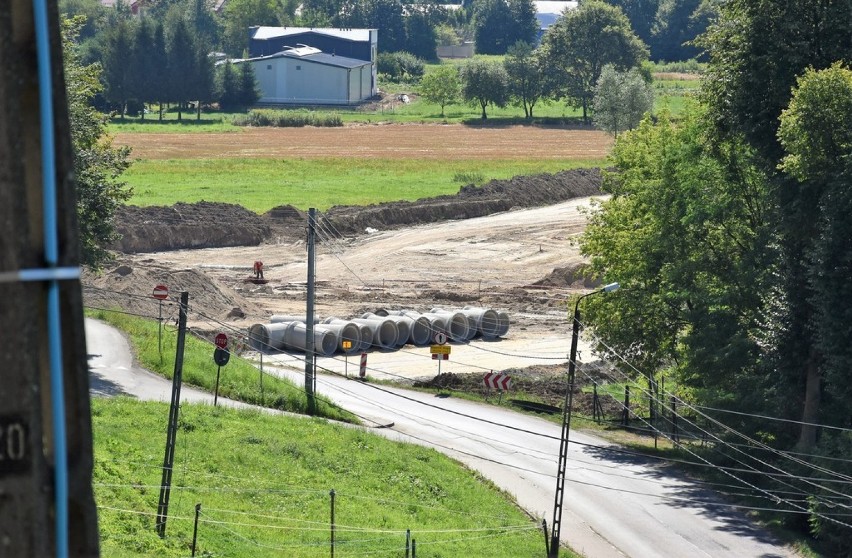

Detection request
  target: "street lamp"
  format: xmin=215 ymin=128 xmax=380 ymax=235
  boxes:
xmin=549 ymin=282 xmax=619 ymax=557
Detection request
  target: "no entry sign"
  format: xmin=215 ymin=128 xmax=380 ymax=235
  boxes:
xmin=214 ymin=333 xmax=228 ymax=349
xmin=152 ymin=284 xmax=169 ymax=300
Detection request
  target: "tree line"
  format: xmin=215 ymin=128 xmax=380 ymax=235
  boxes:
xmin=418 ymin=1 xmax=651 ymax=134
xmin=579 ymin=0 xmax=852 ymax=551
xmin=62 ymin=0 xmax=706 ymax=79
xmin=64 ymin=0 xmax=259 ymax=119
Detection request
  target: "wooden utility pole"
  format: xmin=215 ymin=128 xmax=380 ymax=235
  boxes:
xmin=0 ymin=1 xmax=99 ymax=556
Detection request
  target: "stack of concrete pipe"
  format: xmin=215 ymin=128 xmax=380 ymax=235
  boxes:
xmin=248 ymin=321 xmax=337 ymax=356
xmin=249 ymin=306 xmax=509 ymax=355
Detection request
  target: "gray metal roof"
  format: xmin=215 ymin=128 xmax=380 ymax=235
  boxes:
xmin=252 ymin=26 xmax=375 ymax=42
xmin=249 ymin=49 xmax=370 ymax=70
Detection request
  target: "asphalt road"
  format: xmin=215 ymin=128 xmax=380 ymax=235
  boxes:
xmin=87 ymin=318 xmax=792 ymax=558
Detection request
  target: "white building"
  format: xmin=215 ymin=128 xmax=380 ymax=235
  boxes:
xmin=243 ymin=46 xmax=374 ymax=106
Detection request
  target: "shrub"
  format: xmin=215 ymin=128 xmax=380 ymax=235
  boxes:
xmin=377 ymin=51 xmax=425 ymax=82
xmin=232 ymin=110 xmax=342 ymax=127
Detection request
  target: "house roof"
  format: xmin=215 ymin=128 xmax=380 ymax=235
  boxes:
xmin=251 ymin=26 xmax=375 ymax=43
xmin=246 ymin=48 xmax=371 ymax=70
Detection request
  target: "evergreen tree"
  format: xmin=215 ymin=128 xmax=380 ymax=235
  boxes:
xmin=129 ymin=17 xmax=156 ymax=119
xmin=101 ymin=18 xmax=134 ymax=118
xmin=238 ymin=60 xmax=261 ymax=108
xmin=152 ymin=22 xmax=169 ymax=120
xmin=167 ymin=18 xmax=198 ymax=120
xmin=218 ymin=61 xmax=241 ymax=111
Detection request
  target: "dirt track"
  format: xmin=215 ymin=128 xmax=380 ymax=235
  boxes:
xmin=115 ymin=124 xmax=612 ymax=160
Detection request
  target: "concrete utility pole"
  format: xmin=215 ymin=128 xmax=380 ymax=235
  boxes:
xmin=305 ymin=208 xmax=317 ymax=412
xmin=0 ymin=2 xmax=99 ymax=556
xmin=156 ymin=292 xmax=189 ymax=537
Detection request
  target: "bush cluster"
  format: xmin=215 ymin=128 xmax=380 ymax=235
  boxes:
xmin=377 ymin=51 xmax=425 ymax=83
xmin=233 ymin=110 xmax=343 ymax=128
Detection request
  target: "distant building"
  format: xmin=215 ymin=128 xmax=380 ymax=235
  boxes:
xmin=249 ymin=27 xmax=378 ymax=97
xmin=99 ymin=0 xmax=149 ymax=14
xmin=235 ymin=46 xmax=374 ymax=106
xmin=534 ymin=1 xmax=578 ymax=38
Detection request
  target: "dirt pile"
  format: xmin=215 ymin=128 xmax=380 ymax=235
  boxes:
xmin=322 ymin=167 xmax=602 ymax=236
xmin=82 ymin=260 xmax=263 ymax=321
xmin=111 ymin=168 xmax=602 ymax=253
xmin=113 ymin=202 xmax=270 ymax=253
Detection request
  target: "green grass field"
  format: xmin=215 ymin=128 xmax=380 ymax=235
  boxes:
xmin=93 ymin=398 xmax=564 ymax=557
xmin=124 ymin=157 xmax=603 ymax=212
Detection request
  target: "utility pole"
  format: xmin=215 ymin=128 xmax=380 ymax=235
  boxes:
xmin=0 ymin=2 xmax=99 ymax=557
xmin=305 ymin=208 xmax=317 ymax=412
xmin=550 ymin=283 xmax=619 ymax=557
xmin=156 ymin=291 xmax=189 ymax=537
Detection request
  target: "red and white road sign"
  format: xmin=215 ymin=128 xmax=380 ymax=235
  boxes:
xmin=359 ymin=353 xmax=367 ymax=378
xmin=483 ymin=372 xmax=512 ymax=390
xmin=152 ymin=284 xmax=169 ymax=300
xmin=433 ymin=331 xmax=447 ymax=345
xmin=432 ymin=353 xmax=449 ymax=360
xmin=214 ymin=333 xmax=228 ymax=349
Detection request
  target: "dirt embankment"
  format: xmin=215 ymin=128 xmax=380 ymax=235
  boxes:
xmin=113 ymin=167 xmax=602 ymax=253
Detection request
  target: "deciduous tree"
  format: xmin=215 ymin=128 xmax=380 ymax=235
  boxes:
xmin=503 ymin=41 xmax=547 ymax=119
xmin=592 ymin=64 xmax=653 ymax=136
xmin=62 ymin=16 xmax=132 ymax=268
xmin=418 ymin=65 xmax=461 ymax=117
xmin=460 ymin=59 xmax=508 ymax=119
xmin=541 ymin=0 xmax=648 ymax=122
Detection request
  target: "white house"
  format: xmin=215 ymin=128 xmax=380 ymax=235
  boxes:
xmin=241 ymin=46 xmax=374 ymax=106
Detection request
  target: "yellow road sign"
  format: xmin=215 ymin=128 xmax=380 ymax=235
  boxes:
xmin=430 ymin=345 xmax=451 ymax=355
xmin=342 ymin=340 xmax=353 ymax=350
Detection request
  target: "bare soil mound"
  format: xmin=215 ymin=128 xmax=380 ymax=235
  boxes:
xmin=322 ymin=168 xmax=602 ymax=236
xmin=113 ymin=202 xmax=270 ymax=253
xmin=82 ymin=260 xmax=263 ymax=321
xmin=112 ymin=168 xmax=602 ymax=253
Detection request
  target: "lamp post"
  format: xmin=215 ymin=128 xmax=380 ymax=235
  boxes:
xmin=549 ymin=282 xmax=619 ymax=557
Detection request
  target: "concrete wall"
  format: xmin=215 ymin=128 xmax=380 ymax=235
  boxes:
xmin=437 ymin=43 xmax=474 ymax=59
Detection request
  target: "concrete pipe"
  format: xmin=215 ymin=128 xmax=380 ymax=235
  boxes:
xmin=352 ymin=318 xmax=398 ymax=350
xmin=362 ymin=313 xmax=410 ymax=347
xmin=462 ymin=307 xmax=501 ymax=338
xmin=372 ymin=308 xmax=390 ymax=317
xmin=280 ymin=321 xmax=338 ymax=357
xmin=357 ymin=324 xmax=373 ymax=352
xmin=496 ymin=311 xmax=510 ymax=337
xmin=463 ymin=315 xmax=477 ymax=340
xmin=422 ymin=310 xmax=469 ymax=342
xmin=319 ymin=318 xmax=362 ymax=354
xmin=270 ymin=314 xmax=317 ymax=324
xmin=384 ymin=311 xmax=433 ymax=345
xmin=248 ymin=323 xmax=290 ymax=352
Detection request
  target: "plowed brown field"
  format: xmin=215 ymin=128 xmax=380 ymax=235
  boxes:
xmin=115 ymin=123 xmax=612 ymax=160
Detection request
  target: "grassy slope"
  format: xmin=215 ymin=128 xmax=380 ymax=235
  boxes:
xmin=93 ymin=398 xmax=560 ymax=557
xmin=87 ymin=309 xmax=352 ymax=421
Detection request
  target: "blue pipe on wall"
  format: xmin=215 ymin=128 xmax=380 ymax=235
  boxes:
xmin=32 ymin=1 xmax=69 ymax=556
